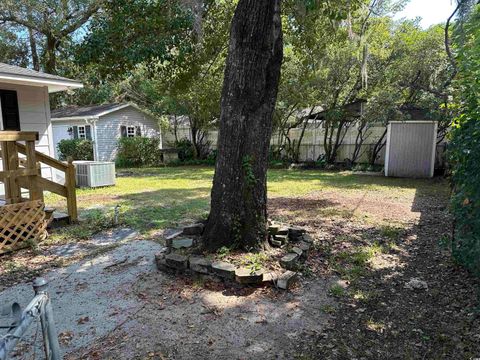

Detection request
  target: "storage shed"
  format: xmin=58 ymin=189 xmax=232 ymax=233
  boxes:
xmin=385 ymin=121 xmax=437 ymax=178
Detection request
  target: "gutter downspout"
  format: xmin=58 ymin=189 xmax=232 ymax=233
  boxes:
xmin=86 ymin=118 xmax=99 ymax=161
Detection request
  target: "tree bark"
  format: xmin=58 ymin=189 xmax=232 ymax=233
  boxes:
xmin=28 ymin=28 xmax=40 ymax=71
xmin=203 ymin=0 xmax=283 ymax=251
xmin=45 ymin=35 xmax=57 ymax=74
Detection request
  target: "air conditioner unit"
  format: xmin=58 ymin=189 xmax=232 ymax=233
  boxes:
xmin=73 ymin=161 xmax=116 ymax=188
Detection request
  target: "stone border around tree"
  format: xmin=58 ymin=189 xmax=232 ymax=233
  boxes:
xmin=155 ymin=222 xmax=313 ymax=290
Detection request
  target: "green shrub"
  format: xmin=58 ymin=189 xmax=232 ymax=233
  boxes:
xmin=448 ymin=6 xmax=480 ymax=276
xmin=57 ymin=139 xmax=94 ymax=161
xmin=174 ymin=138 xmax=195 ymax=161
xmin=116 ymin=137 xmax=163 ymax=167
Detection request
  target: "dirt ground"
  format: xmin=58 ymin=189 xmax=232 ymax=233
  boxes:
xmin=269 ymin=178 xmax=480 ymax=359
xmin=1 ymin=173 xmax=479 ymax=359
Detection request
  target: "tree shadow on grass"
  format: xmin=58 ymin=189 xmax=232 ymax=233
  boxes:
xmin=268 ymin=169 xmax=447 ymax=192
xmin=115 ymin=187 xmax=212 ymax=233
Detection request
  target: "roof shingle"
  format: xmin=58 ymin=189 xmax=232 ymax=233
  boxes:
xmin=51 ymin=103 xmax=127 ymax=119
xmin=0 ymin=62 xmax=80 ymax=83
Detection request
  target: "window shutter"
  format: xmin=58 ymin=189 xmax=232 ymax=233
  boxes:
xmin=136 ymin=126 xmax=142 ymax=136
xmin=73 ymin=126 xmax=79 ymax=139
xmin=120 ymin=125 xmax=127 ymax=137
xmin=0 ymin=90 xmax=20 ymax=131
xmin=85 ymin=125 xmax=92 ymax=140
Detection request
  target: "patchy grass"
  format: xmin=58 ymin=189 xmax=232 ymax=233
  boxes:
xmin=329 ymin=283 xmax=347 ymax=297
xmin=45 ymin=166 xmax=446 ymax=240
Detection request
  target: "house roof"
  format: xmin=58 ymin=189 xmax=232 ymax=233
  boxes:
xmin=307 ymin=99 xmax=367 ymax=120
xmin=51 ymin=103 xmax=130 ymax=120
xmin=0 ymin=63 xmax=83 ymax=93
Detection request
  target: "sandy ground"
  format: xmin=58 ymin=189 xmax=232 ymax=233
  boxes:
xmin=1 ymin=229 xmax=335 ymax=360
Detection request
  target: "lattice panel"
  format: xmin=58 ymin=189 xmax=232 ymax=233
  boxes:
xmin=0 ymin=200 xmax=48 ymax=254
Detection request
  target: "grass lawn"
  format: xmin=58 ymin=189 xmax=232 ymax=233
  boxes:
xmin=4 ymin=166 xmax=479 ymax=359
xmin=45 ymin=166 xmax=446 ymax=241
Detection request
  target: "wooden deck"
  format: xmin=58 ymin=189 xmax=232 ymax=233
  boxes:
xmin=0 ymin=131 xmax=78 ymax=253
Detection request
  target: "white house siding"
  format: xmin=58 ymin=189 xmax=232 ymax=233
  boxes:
xmin=95 ymin=107 xmax=161 ymax=161
xmin=0 ymin=83 xmax=54 ymax=195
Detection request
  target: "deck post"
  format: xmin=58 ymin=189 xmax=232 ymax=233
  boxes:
xmin=65 ymin=157 xmax=78 ymax=222
xmin=25 ymin=139 xmax=43 ymax=201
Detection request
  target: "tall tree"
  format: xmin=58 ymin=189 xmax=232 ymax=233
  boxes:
xmin=0 ymin=0 xmax=102 ymax=73
xmin=202 ymin=0 xmax=283 ymax=250
xmin=0 ymin=27 xmax=29 ymax=66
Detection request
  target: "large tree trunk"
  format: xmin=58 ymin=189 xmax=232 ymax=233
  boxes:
xmin=28 ymin=28 xmax=40 ymax=71
xmin=45 ymin=35 xmax=57 ymax=74
xmin=203 ymin=0 xmax=283 ymax=251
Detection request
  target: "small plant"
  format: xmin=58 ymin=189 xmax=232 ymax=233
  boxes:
xmin=242 ymin=252 xmax=268 ymax=273
xmin=320 ymin=304 xmax=336 ymax=314
xmin=329 ymin=284 xmax=346 ymax=297
xmin=439 ymin=235 xmax=451 ymax=249
xmin=242 ymin=155 xmax=257 ymax=188
xmin=379 ymin=224 xmax=403 ymax=240
xmin=216 ymin=246 xmax=231 ymax=260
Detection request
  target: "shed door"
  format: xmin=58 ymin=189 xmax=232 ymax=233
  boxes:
xmin=0 ymin=90 xmax=20 ymax=131
xmin=386 ymin=122 xmax=437 ymax=178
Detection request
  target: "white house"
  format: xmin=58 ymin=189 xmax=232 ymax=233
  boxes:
xmin=51 ymin=103 xmax=162 ymax=161
xmin=0 ymin=62 xmax=83 ymax=183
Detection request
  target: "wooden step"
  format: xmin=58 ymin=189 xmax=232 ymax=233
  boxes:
xmin=45 ymin=207 xmax=71 ymax=229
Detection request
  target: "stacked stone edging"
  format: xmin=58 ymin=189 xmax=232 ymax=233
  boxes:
xmin=155 ymin=222 xmax=314 ymax=290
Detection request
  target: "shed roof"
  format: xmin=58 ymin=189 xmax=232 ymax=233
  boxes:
xmin=51 ymin=103 xmax=131 ymax=120
xmin=0 ymin=63 xmax=83 ymax=93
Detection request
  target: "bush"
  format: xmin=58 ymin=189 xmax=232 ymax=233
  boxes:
xmin=448 ymin=6 xmax=480 ymax=276
xmin=174 ymin=138 xmax=195 ymax=161
xmin=116 ymin=137 xmax=163 ymax=167
xmin=57 ymin=139 xmax=94 ymax=161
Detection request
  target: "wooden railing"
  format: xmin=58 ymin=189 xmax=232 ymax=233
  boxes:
xmin=0 ymin=131 xmax=77 ymax=222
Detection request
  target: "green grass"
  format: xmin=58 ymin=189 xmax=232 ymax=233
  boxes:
xmin=329 ymin=283 xmax=347 ymax=297
xmin=44 ymin=166 xmax=447 ymax=240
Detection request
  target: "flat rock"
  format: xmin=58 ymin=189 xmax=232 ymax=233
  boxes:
xmin=183 ymin=223 xmax=204 ymax=236
xmin=270 ymin=238 xmax=283 ymax=248
xmin=274 ymin=234 xmax=289 ymax=244
xmin=189 ymin=256 xmax=212 ymax=274
xmin=292 ymin=247 xmax=303 ymax=259
xmin=235 ymin=268 xmax=264 ymax=284
xmin=155 ymin=253 xmax=175 ymax=273
xmin=277 ymin=271 xmax=298 ymax=290
xmin=288 ymin=226 xmax=306 ymax=240
xmin=164 ymin=228 xmax=183 ymax=240
xmin=211 ymin=261 xmax=236 ymax=280
xmin=268 ymin=224 xmax=280 ymax=235
xmin=280 ymin=253 xmax=299 ymax=270
xmin=165 ymin=253 xmax=189 ymax=270
xmin=277 ymin=227 xmax=289 ymax=236
xmin=171 ymin=238 xmax=194 ymax=249
xmin=298 ymin=241 xmax=312 ymax=254
xmin=262 ymin=272 xmax=279 ymax=284
xmin=301 ymin=233 xmax=314 ymax=243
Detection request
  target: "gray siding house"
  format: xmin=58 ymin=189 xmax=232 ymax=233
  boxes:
xmin=51 ymin=103 xmax=162 ymax=161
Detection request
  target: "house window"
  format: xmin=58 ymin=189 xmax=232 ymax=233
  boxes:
xmin=78 ymin=125 xmax=86 ymax=139
xmin=127 ymin=126 xmax=136 ymax=137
